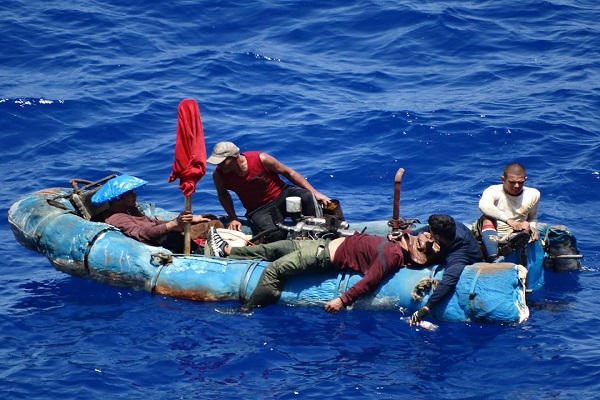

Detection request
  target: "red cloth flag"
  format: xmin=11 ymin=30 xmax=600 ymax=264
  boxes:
xmin=168 ymin=98 xmax=207 ymax=196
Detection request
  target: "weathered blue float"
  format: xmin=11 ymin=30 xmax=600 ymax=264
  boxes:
xmin=8 ymin=183 xmax=582 ymax=324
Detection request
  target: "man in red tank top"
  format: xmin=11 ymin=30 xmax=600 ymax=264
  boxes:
xmin=207 ymin=141 xmax=331 ymax=242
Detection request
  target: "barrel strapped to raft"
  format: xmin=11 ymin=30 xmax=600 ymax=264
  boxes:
xmin=146 ymin=251 xmax=177 ymax=294
xmin=148 ymin=251 xmax=173 ymax=294
xmin=467 ymin=267 xmax=483 ymax=316
xmin=434 ymin=262 xmax=529 ymax=323
xmin=83 ymin=226 xmax=121 ymax=274
xmin=149 ymin=264 xmax=166 ymax=294
xmin=239 ymin=258 xmax=265 ymax=302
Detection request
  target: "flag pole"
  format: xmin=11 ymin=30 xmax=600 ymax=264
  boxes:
xmin=184 ymin=195 xmax=192 ymax=254
xmin=169 ymin=98 xmax=206 ymax=256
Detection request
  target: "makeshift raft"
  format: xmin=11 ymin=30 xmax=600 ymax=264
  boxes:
xmin=8 ymin=185 xmax=582 ymax=324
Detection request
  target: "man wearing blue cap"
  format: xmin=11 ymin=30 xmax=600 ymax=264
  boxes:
xmin=93 ymin=175 xmax=222 ymax=253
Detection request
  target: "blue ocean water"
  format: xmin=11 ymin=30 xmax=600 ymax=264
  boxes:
xmin=2 ymin=0 xmax=599 ymax=398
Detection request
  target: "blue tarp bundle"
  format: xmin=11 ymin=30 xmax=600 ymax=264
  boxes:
xmin=435 ymin=262 xmax=529 ymax=323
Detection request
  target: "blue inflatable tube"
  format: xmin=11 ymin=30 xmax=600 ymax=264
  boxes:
xmin=11 ymin=187 xmax=575 ymax=324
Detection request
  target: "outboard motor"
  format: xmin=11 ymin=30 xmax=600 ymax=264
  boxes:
xmin=276 ymin=216 xmax=355 ymax=240
xmin=322 ymin=199 xmax=345 ymax=221
xmin=275 ymin=197 xmax=353 ymax=240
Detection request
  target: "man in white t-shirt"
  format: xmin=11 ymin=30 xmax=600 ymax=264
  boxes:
xmin=475 ymin=162 xmax=540 ymax=261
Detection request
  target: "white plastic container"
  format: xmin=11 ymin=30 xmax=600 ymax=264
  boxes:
xmin=285 ymin=196 xmax=302 ymax=213
xmin=418 ymin=320 xmax=439 ymax=332
xmin=401 ymin=317 xmax=439 ymax=332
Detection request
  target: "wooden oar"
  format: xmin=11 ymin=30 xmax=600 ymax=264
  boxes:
xmin=184 ymin=195 xmax=192 ymax=254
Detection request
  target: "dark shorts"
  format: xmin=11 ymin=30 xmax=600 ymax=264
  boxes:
xmin=246 ymin=185 xmax=322 ymax=242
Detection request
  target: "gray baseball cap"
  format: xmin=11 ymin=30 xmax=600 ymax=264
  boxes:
xmin=207 ymin=141 xmax=240 ymax=164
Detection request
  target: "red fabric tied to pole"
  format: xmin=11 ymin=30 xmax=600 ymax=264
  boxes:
xmin=168 ymin=98 xmax=207 ymax=196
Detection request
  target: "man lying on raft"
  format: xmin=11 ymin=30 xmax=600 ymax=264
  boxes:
xmin=206 ymin=226 xmax=440 ymax=313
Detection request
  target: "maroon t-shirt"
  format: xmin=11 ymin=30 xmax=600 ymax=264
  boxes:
xmin=333 ymin=233 xmax=405 ymax=306
xmin=105 ymin=208 xmax=168 ymax=246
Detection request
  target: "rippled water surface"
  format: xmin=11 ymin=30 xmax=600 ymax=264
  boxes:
xmin=2 ymin=1 xmax=599 ymax=398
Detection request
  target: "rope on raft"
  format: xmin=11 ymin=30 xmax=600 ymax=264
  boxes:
xmin=151 ymin=252 xmax=173 ymax=265
xmin=411 ymin=277 xmax=440 ymax=301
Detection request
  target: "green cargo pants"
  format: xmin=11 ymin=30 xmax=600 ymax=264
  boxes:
xmin=229 ymin=239 xmax=332 ymax=305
